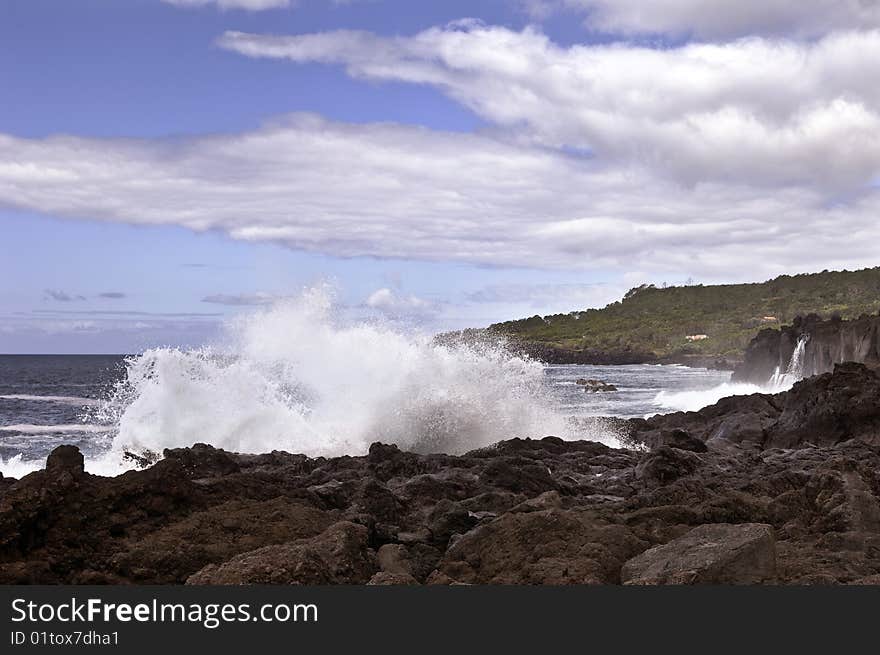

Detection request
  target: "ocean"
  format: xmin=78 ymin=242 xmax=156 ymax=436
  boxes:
xmin=0 ymin=355 xmax=124 ymax=465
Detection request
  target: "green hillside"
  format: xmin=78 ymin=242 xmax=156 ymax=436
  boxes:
xmin=490 ymin=268 xmax=880 ymax=362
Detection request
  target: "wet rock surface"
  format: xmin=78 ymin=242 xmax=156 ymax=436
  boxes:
xmin=1 ymin=364 xmax=880 ymax=585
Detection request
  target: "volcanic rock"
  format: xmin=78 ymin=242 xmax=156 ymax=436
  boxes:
xmin=186 ymin=521 xmax=376 ymax=585
xmin=46 ymin=445 xmax=85 ymax=479
xmin=620 ymin=523 xmax=777 ymax=585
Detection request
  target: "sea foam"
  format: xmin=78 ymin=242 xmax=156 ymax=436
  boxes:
xmin=652 ymin=336 xmax=809 ymax=414
xmin=75 ymin=287 xmax=620 ymax=473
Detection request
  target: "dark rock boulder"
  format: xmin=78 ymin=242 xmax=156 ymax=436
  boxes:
xmin=163 ymin=443 xmax=240 ymax=478
xmin=629 ymin=394 xmax=781 ymax=449
xmin=635 ymin=429 xmax=707 ymax=453
xmin=46 ymin=445 xmax=85 ymax=479
xmin=111 ymin=498 xmax=335 ymax=583
xmin=376 ymin=544 xmax=413 ymax=576
xmin=577 ymin=379 xmax=618 ymax=392
xmin=368 ymin=571 xmax=419 ymax=585
xmin=621 ymin=523 xmax=777 ymax=585
xmin=186 ymin=521 xmax=377 ymax=585
xmin=635 ymin=447 xmax=703 ymax=487
xmin=434 ymin=509 xmax=646 ymax=584
xmin=427 ymin=499 xmax=478 ymax=546
xmin=771 ymin=363 xmax=880 ymax=448
xmin=480 ymin=456 xmax=558 ymax=495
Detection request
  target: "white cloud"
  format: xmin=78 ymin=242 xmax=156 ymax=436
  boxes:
xmin=218 ymin=25 xmax=880 ymax=192
xmin=2 ymin=113 xmax=880 ymax=281
xmin=366 ymin=288 xmax=435 ymax=314
xmin=560 ymin=1 xmax=880 ymax=39
xmin=161 ymin=0 xmax=292 ymax=10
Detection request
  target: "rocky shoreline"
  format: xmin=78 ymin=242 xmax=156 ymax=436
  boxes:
xmin=2 ymin=363 xmax=880 ymax=585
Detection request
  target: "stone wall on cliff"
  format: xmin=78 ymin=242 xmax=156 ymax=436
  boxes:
xmin=733 ymin=313 xmax=880 ymax=384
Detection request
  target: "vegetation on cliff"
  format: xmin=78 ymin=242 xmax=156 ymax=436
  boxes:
xmin=490 ymin=267 xmax=880 ymax=362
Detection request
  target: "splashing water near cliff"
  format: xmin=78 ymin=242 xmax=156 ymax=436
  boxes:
xmin=78 ymin=287 xmax=619 ymax=473
xmin=653 ymin=336 xmax=810 ymax=413
xmin=767 ymin=335 xmax=809 ymax=392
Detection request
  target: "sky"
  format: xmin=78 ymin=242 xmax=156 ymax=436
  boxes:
xmin=2 ymin=0 xmax=880 ymax=353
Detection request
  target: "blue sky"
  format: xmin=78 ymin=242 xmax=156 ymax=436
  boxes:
xmin=3 ymin=0 xmax=880 ymax=352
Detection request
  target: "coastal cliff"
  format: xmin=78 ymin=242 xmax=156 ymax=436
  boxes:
xmin=733 ymin=313 xmax=880 ymax=384
xmin=491 ymin=267 xmax=880 ymax=367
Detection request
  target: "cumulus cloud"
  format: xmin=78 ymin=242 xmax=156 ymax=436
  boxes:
xmin=98 ymin=291 xmax=126 ymax=299
xmin=366 ymin=288 xmax=437 ymax=317
xmin=161 ymin=0 xmax=292 ymax=10
xmin=218 ymin=25 xmax=880 ymax=191
xmin=202 ymin=292 xmax=277 ymax=306
xmin=366 ymin=288 xmax=431 ymax=310
xmin=544 ymin=1 xmax=880 ymax=39
xmin=1 ymin=112 xmax=880 ymax=281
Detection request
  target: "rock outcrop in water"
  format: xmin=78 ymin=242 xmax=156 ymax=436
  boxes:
xmin=1 ymin=364 xmax=880 ymax=585
xmin=733 ymin=313 xmax=880 ymax=385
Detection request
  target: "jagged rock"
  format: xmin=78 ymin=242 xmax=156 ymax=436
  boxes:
xmin=163 ymin=443 xmax=240 ymax=478
xmin=621 ymin=523 xmax=777 ymax=585
xmin=510 ymin=490 xmax=564 ymax=513
xmin=46 ymin=445 xmax=84 ymax=478
xmin=577 ymin=379 xmax=618 ymax=392
xmin=635 ymin=447 xmax=702 ymax=487
xmin=636 ymin=429 xmax=708 ymax=453
xmin=111 ymin=498 xmax=335 ymax=583
xmin=353 ymin=479 xmax=403 ymax=524
xmin=377 ymin=544 xmax=413 ymax=576
xmin=186 ymin=522 xmax=376 ymax=585
xmin=427 ymin=499 xmax=478 ymax=545
xmin=436 ymin=509 xmax=646 ymax=584
xmin=772 ymin=363 xmax=880 ymax=448
xmin=368 ymin=572 xmax=419 ymax=585
xmin=481 ymin=457 xmax=558 ymax=494
xmin=661 ymin=429 xmax=708 ymax=453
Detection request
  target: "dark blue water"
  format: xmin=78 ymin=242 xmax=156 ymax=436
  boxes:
xmin=0 ymin=355 xmax=127 ymax=462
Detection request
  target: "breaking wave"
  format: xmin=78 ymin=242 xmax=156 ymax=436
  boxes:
xmin=52 ymin=286 xmax=617 ymax=474
xmin=653 ymin=336 xmax=810 ymax=414
xmin=653 ymin=382 xmax=764 ymax=413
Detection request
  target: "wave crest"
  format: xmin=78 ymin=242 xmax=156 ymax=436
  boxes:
xmin=97 ymin=288 xmax=601 ymax=462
